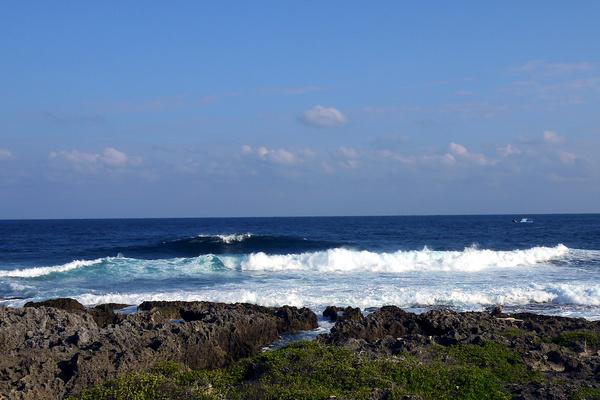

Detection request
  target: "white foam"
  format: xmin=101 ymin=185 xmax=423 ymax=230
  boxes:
xmin=197 ymin=233 xmax=253 ymax=244
xmin=0 ymin=245 xmax=569 ymax=279
xmin=240 ymin=244 xmax=569 ymax=273
xmin=35 ymin=280 xmax=598 ymax=321
xmin=218 ymin=233 xmax=253 ymax=243
xmin=0 ymin=258 xmax=105 ymax=278
xmin=73 ymin=289 xmax=305 ymax=308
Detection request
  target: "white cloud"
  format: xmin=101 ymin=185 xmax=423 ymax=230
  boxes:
xmin=558 ymin=151 xmax=577 ymax=165
xmin=241 ymin=145 xmax=253 ymax=155
xmin=377 ymin=150 xmax=417 ymax=166
xmin=543 ymin=130 xmax=565 ymax=145
xmin=101 ymin=147 xmax=129 ymax=167
xmin=338 ymin=147 xmax=358 ymax=159
xmin=321 ymin=161 xmax=335 ymax=174
xmin=337 ymin=147 xmax=360 ymax=169
xmin=300 ymin=105 xmax=347 ymax=128
xmin=0 ymin=148 xmax=14 ymax=160
xmin=241 ymin=145 xmax=306 ymax=166
xmin=448 ymin=142 xmax=492 ymax=166
xmin=50 ymin=147 xmax=131 ymax=168
xmin=441 ymin=153 xmax=457 ymax=166
xmin=448 ymin=143 xmax=468 ymax=157
xmin=497 ymin=144 xmax=522 ymax=157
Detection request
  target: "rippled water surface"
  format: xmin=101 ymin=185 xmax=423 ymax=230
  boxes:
xmin=1 ymin=215 xmax=599 ymax=319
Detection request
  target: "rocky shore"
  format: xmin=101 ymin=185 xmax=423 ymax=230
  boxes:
xmin=320 ymin=305 xmax=600 ymax=399
xmin=1 ymin=300 xmax=599 ymax=399
xmin=0 ymin=299 xmax=317 ymax=399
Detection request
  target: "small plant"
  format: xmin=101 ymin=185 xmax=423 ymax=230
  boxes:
xmin=571 ymin=387 xmax=600 ymax=400
xmin=70 ymin=341 xmax=550 ymax=400
xmin=552 ymin=331 xmax=599 ymax=350
xmin=445 ymin=341 xmax=541 ymax=383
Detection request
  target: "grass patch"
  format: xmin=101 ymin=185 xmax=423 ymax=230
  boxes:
xmin=70 ymin=341 xmax=546 ymax=400
xmin=445 ymin=342 xmax=542 ymax=383
xmin=550 ymin=331 xmax=599 ymax=350
xmin=571 ymin=387 xmax=600 ymax=400
xmin=502 ymin=327 xmax=523 ymax=338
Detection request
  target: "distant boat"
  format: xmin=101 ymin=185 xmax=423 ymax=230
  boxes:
xmin=513 ymin=217 xmax=533 ymax=224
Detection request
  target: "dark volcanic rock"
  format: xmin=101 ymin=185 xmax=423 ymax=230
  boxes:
xmin=24 ymin=297 xmax=86 ymax=313
xmin=88 ymin=303 xmax=128 ymax=328
xmin=323 ymin=306 xmax=339 ymax=321
xmin=0 ymin=299 xmax=318 ymax=400
xmin=319 ymin=306 xmax=600 ymax=399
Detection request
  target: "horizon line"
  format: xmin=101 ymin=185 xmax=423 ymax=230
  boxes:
xmin=1 ymin=211 xmax=599 ymax=221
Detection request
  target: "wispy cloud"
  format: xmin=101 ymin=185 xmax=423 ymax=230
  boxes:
xmin=0 ymin=148 xmax=14 ymax=160
xmin=497 ymin=144 xmax=522 ymax=157
xmin=50 ymin=147 xmax=133 ymax=169
xmin=90 ymin=94 xmax=229 ymax=115
xmin=512 ymin=60 xmax=594 ymax=75
xmin=336 ymin=147 xmax=360 ymax=169
xmin=241 ymin=145 xmax=314 ymax=166
xmin=448 ymin=142 xmax=493 ymax=166
xmin=375 ymin=142 xmax=495 ymax=169
xmin=558 ymin=151 xmax=577 ymax=165
xmin=44 ymin=112 xmax=108 ymax=127
xmin=300 ymin=105 xmax=347 ymax=128
xmin=507 ymin=61 xmax=600 ymax=105
xmin=543 ymin=130 xmax=565 ymax=145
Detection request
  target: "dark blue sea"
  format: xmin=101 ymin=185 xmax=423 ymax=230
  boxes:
xmin=1 ymin=215 xmax=599 ymax=319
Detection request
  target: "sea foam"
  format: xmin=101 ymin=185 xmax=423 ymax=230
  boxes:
xmin=0 ymin=258 xmax=105 ymax=278
xmin=0 ymin=244 xmax=570 ymax=279
xmin=196 ymin=233 xmax=253 ymax=243
xmin=240 ymin=244 xmax=569 ymax=273
xmin=35 ymin=281 xmax=600 ymax=316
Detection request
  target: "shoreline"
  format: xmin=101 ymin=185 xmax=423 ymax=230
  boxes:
xmin=1 ymin=298 xmax=599 ymax=399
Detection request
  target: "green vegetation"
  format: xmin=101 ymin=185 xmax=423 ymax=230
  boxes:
xmin=550 ymin=331 xmax=599 ymax=350
xmin=571 ymin=387 xmax=600 ymax=400
xmin=502 ymin=327 xmax=523 ymax=338
xmin=444 ymin=341 xmax=542 ymax=383
xmin=70 ymin=340 xmax=544 ymax=400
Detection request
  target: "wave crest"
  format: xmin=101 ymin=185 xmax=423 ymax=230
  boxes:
xmin=194 ymin=233 xmax=253 ymax=244
xmin=0 ymin=244 xmax=570 ymax=279
xmin=241 ymin=244 xmax=570 ymax=273
xmin=0 ymin=258 xmax=105 ymax=278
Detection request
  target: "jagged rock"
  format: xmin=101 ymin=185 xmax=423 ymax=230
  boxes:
xmin=0 ymin=299 xmax=318 ymax=400
xmin=319 ymin=306 xmax=600 ymax=399
xmin=88 ymin=303 xmax=128 ymax=328
xmin=24 ymin=297 xmax=86 ymax=313
xmin=488 ymin=304 xmax=504 ymax=316
xmin=323 ymin=305 xmax=339 ymax=321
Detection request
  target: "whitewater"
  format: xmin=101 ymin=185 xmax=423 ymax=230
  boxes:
xmin=1 ymin=216 xmax=599 ymax=319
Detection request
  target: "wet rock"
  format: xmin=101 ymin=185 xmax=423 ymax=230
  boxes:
xmin=274 ymin=305 xmax=318 ymax=331
xmin=323 ymin=306 xmax=340 ymax=321
xmin=488 ymin=304 xmax=504 ymax=316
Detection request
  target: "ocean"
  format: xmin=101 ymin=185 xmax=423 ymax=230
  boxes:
xmin=1 ymin=215 xmax=599 ymax=319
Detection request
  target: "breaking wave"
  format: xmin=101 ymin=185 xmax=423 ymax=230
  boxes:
xmin=0 ymin=258 xmax=106 ymax=278
xmin=114 ymin=233 xmax=339 ymax=258
xmin=28 ymin=281 xmax=600 ymax=316
xmin=0 ymin=244 xmax=570 ymax=279
xmin=203 ymin=233 xmax=254 ymax=244
xmin=240 ymin=244 xmax=570 ymax=273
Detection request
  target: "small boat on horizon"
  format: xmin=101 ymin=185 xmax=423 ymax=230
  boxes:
xmin=513 ymin=217 xmax=533 ymax=224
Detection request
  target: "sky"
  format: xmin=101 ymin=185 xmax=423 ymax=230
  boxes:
xmin=1 ymin=1 xmax=600 ymax=218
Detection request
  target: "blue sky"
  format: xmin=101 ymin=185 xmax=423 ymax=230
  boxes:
xmin=1 ymin=1 xmax=600 ymax=218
